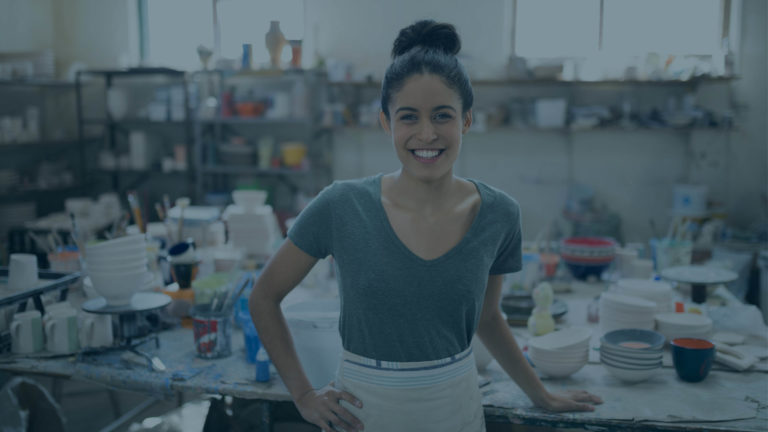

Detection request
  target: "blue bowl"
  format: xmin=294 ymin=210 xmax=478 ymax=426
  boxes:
xmin=671 ymin=338 xmax=715 ymax=383
xmin=602 ymin=328 xmax=666 ymax=351
xmin=565 ymin=262 xmax=611 ymax=281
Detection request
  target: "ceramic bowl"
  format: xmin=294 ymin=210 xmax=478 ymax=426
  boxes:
xmin=88 ymin=271 xmax=147 ymax=306
xmin=601 ymin=360 xmax=660 ymax=383
xmin=529 ymin=352 xmax=588 ymax=378
xmin=599 ymin=349 xmax=662 ymax=367
xmin=600 ymin=343 xmax=663 ymax=361
xmin=85 ymin=234 xmax=146 ymax=251
xmin=671 ymin=338 xmax=715 ymax=382
xmin=602 ymin=328 xmax=666 ymax=351
xmin=528 ymin=327 xmax=593 ymax=352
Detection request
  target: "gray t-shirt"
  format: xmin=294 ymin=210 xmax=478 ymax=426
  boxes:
xmin=287 ymin=173 xmax=522 ymax=362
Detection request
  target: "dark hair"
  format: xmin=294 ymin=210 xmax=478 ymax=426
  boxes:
xmin=381 ymin=20 xmax=473 ymax=119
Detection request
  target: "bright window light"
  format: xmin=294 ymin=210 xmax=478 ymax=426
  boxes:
xmin=146 ymin=0 xmax=215 ymax=70
xmin=217 ymin=0 xmax=304 ymax=69
xmin=603 ymin=0 xmax=722 ymax=55
xmin=515 ymin=0 xmax=601 ymax=58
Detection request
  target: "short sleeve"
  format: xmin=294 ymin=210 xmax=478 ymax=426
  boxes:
xmin=287 ymin=183 xmax=336 ymax=259
xmin=489 ymin=202 xmax=522 ymax=275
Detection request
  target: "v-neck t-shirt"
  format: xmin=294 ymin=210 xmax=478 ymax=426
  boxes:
xmin=287 ymin=173 xmax=522 ymax=362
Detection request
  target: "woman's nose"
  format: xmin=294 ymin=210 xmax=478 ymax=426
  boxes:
xmin=418 ymin=121 xmax=437 ymax=142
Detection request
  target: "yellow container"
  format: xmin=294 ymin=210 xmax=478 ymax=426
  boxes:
xmin=280 ymin=142 xmax=307 ymax=167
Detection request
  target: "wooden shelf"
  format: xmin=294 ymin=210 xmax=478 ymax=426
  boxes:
xmin=201 ymin=165 xmax=310 ymax=176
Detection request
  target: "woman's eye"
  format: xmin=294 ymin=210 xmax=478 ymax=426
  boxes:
xmin=399 ymin=114 xmax=417 ymax=121
xmin=433 ymin=112 xmax=453 ymax=122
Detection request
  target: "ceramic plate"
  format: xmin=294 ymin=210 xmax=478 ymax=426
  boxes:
xmin=660 ymin=265 xmax=738 ymax=285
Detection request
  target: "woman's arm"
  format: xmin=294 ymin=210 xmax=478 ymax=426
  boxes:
xmin=475 ymin=274 xmax=602 ymax=412
xmin=249 ymin=239 xmax=363 ymax=432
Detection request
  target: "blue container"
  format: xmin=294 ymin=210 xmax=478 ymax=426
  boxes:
xmin=243 ymin=319 xmax=260 ymax=364
xmin=671 ymin=338 xmax=715 ymax=383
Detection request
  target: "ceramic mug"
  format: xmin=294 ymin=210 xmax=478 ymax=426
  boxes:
xmin=11 ymin=310 xmax=44 ymax=354
xmin=43 ymin=302 xmax=77 ymax=323
xmin=45 ymin=308 xmax=80 ymax=354
xmin=79 ymin=312 xmax=113 ymax=348
xmin=8 ymin=253 xmax=38 ymax=292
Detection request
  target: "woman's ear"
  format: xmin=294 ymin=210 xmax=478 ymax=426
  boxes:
xmin=379 ymin=110 xmax=392 ymax=134
xmin=462 ymin=109 xmax=473 ymax=134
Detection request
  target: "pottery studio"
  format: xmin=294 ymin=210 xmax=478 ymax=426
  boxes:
xmin=0 ymin=1 xmax=766 ymax=432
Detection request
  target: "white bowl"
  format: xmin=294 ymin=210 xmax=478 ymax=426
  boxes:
xmin=528 ymin=327 xmax=592 ymax=352
xmin=87 ymin=255 xmax=147 ymax=268
xmin=529 ymin=345 xmax=589 ymax=360
xmin=601 ymin=360 xmax=660 ymax=382
xmin=86 ymin=234 xmax=146 ymax=249
xmin=530 ymin=355 xmax=588 ymax=378
xmin=88 ymin=271 xmax=148 ymax=306
xmin=600 ymin=350 xmax=661 ymax=367
xmin=600 ymin=344 xmax=663 ymax=360
xmin=86 ymin=244 xmax=147 ymax=260
xmin=471 ymin=337 xmax=493 ymax=371
xmin=232 ymin=190 xmax=267 ymax=210
xmin=88 ymin=260 xmax=148 ymax=274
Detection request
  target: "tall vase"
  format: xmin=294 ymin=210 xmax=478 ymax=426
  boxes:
xmin=265 ymin=21 xmax=287 ymax=69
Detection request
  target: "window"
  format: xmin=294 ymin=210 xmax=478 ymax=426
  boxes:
xmin=143 ymin=0 xmax=305 ymax=71
xmin=217 ymin=0 xmax=304 ymax=69
xmin=514 ymin=0 xmax=726 ymax=58
xmin=146 ymin=0 xmax=215 ymax=70
xmin=603 ymin=0 xmax=722 ymax=56
xmin=515 ymin=0 xmax=601 ymax=58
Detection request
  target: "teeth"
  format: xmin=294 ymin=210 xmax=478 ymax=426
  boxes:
xmin=413 ymin=149 xmax=440 ymax=158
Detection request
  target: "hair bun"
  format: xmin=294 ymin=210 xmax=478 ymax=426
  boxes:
xmin=391 ymin=20 xmax=461 ymax=59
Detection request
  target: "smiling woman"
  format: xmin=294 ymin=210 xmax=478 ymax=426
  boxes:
xmin=249 ymin=19 xmax=603 ymax=432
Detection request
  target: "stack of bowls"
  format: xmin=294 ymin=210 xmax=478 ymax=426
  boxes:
xmin=85 ymin=234 xmax=148 ymax=306
xmin=560 ymin=237 xmax=616 ymax=280
xmin=600 ymin=329 xmax=664 ymax=382
xmin=655 ymin=313 xmax=713 ymax=342
xmin=527 ymin=327 xmax=592 ymax=378
xmin=612 ymin=278 xmax=673 ymax=313
xmin=599 ymin=292 xmax=657 ymax=334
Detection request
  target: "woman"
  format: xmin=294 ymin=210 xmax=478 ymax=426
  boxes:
xmin=250 ymin=20 xmax=602 ymax=432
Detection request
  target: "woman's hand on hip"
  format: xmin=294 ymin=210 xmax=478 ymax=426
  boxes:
xmin=537 ymin=389 xmax=603 ymax=413
xmin=295 ymin=383 xmax=364 ymax=432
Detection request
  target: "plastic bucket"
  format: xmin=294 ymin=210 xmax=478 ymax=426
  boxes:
xmin=284 ymin=299 xmax=342 ymax=388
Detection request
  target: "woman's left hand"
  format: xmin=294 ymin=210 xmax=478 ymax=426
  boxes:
xmin=537 ymin=389 xmax=603 ymax=413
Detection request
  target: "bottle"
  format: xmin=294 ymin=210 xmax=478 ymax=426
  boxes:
xmin=265 ymin=21 xmax=287 ymax=69
xmin=255 ymin=346 xmax=271 ymax=382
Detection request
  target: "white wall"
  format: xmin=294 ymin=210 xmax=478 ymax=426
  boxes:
xmin=0 ymin=0 xmax=53 ymax=52
xmin=52 ymin=0 xmax=138 ymax=73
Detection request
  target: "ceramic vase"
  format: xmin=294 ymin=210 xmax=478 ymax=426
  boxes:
xmin=265 ymin=21 xmax=287 ymax=69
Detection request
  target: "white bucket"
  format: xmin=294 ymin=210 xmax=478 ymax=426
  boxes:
xmin=284 ymin=299 xmax=342 ymax=388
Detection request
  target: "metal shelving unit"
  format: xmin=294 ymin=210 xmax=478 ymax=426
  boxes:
xmin=75 ymin=68 xmax=195 ymax=204
xmin=190 ymin=69 xmax=333 ymax=208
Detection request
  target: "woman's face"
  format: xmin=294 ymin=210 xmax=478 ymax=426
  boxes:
xmin=380 ymin=74 xmax=471 ymax=183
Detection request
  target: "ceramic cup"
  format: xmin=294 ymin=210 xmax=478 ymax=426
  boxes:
xmin=171 ymin=261 xmax=200 ymax=289
xmin=44 ymin=308 xmax=80 ymax=354
xmin=8 ymin=253 xmax=38 ymax=292
xmin=10 ymin=310 xmax=44 ymax=354
xmin=79 ymin=312 xmax=113 ymax=348
xmin=671 ymin=338 xmax=715 ymax=382
xmin=168 ymin=241 xmax=197 ymax=263
xmin=43 ymin=302 xmax=77 ymax=323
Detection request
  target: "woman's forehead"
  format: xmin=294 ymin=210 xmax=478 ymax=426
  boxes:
xmin=390 ymin=74 xmax=462 ymax=110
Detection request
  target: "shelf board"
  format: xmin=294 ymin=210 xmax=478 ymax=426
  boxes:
xmin=0 ymin=185 xmax=83 ymax=202
xmin=0 ymin=138 xmax=99 ymax=150
xmin=200 ymin=117 xmax=312 ymax=126
xmin=93 ymin=169 xmax=189 ymax=175
xmin=201 ymin=165 xmax=309 ymax=176
xmin=0 ymin=80 xmax=76 ymax=88
xmin=79 ymin=67 xmax=185 ymax=77
xmin=328 ymin=76 xmax=738 ymax=87
xmin=83 ymin=118 xmax=188 ymax=126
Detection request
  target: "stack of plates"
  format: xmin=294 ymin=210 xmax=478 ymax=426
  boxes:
xmin=599 ymin=292 xmax=657 ymax=334
xmin=85 ymin=234 xmax=149 ymax=306
xmin=527 ymin=327 xmax=591 ymax=378
xmin=600 ymin=329 xmax=664 ymax=382
xmin=655 ymin=312 xmax=713 ymax=342
xmin=612 ymin=278 xmax=674 ymax=313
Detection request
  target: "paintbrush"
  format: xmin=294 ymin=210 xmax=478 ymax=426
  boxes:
xmin=155 ymin=202 xmax=165 ymax=221
xmin=219 ymin=273 xmax=253 ymax=313
xmin=127 ymin=191 xmax=145 ymax=234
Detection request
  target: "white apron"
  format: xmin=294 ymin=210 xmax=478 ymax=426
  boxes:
xmin=333 ymin=346 xmax=486 ymax=432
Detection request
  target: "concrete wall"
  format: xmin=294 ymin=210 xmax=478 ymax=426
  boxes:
xmin=0 ymin=0 xmax=53 ymax=52
xmin=1 ymin=0 xmax=764 ymax=243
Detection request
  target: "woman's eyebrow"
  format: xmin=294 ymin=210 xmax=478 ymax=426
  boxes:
xmin=394 ymin=105 xmax=457 ymax=114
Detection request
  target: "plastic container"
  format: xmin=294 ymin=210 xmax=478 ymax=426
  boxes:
xmin=283 ymin=299 xmax=342 ymax=388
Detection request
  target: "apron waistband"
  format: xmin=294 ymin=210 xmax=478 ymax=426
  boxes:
xmin=339 ymin=347 xmax=475 ymax=388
